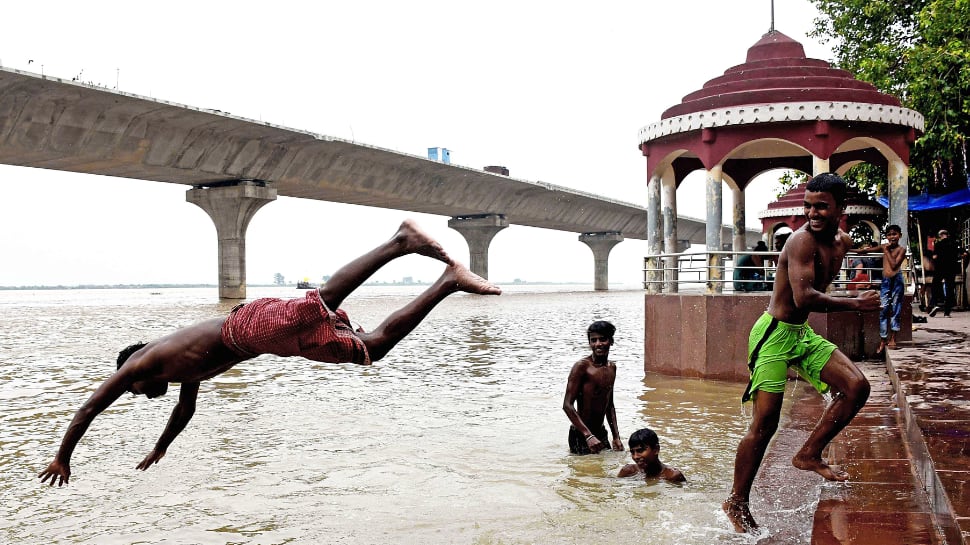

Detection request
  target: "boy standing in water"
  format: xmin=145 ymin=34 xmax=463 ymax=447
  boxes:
xmin=38 ymin=220 xmax=501 ymax=487
xmin=723 ymin=173 xmax=880 ymax=532
xmin=618 ymin=428 xmax=685 ymax=482
xmin=854 ymin=224 xmax=907 ymax=354
xmin=562 ymin=321 xmax=623 ymax=454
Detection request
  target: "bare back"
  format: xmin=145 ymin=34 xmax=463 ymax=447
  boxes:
xmin=125 ymin=318 xmax=250 ymax=383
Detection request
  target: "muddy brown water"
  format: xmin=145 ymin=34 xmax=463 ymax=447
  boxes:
xmin=1 ymin=285 xmax=802 ymax=544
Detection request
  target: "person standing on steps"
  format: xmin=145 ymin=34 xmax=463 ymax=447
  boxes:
xmin=722 ymin=173 xmax=881 ymax=533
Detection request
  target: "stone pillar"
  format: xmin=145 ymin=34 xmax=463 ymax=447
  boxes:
xmin=579 ymin=232 xmax=624 ymax=291
xmin=662 ymin=170 xmax=679 ymax=293
xmin=813 ymin=155 xmax=830 ymax=176
xmin=732 ymin=185 xmax=746 ymax=252
xmin=888 ymin=160 xmax=910 ymax=247
xmin=187 ymin=181 xmax=277 ymax=299
xmin=447 ymin=214 xmax=509 ymax=279
xmin=705 ymin=166 xmax=723 ymax=293
xmin=646 ymin=173 xmax=663 ymax=293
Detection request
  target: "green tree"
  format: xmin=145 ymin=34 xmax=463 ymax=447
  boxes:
xmin=273 ymin=273 xmax=285 ymax=285
xmin=810 ymin=0 xmax=970 ymax=194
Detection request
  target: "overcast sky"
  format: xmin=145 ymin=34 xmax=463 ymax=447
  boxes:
xmin=0 ymin=0 xmax=832 ymax=287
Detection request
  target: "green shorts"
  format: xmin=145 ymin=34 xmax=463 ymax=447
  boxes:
xmin=742 ymin=312 xmax=836 ymax=402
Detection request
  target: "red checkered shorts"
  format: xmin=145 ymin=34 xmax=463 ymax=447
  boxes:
xmin=221 ymin=290 xmax=371 ymax=365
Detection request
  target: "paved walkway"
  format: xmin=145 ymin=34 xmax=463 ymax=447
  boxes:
xmin=745 ymin=309 xmax=969 ymax=544
xmin=880 ymin=309 xmax=970 ymax=544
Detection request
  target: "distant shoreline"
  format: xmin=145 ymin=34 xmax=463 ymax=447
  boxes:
xmin=0 ymin=280 xmax=590 ymax=291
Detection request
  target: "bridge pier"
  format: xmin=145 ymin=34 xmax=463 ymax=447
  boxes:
xmin=447 ymin=214 xmax=509 ymax=279
xmin=579 ymin=232 xmax=623 ymax=290
xmin=187 ymin=181 xmax=277 ymax=299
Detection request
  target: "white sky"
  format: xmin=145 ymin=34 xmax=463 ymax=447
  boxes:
xmin=0 ymin=0 xmax=832 ymax=287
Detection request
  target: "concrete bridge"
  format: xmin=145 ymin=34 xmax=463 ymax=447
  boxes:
xmin=0 ymin=66 xmax=759 ymax=297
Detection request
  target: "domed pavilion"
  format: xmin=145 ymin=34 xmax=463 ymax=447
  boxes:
xmin=761 ymin=182 xmax=886 ymax=243
xmin=639 ymin=29 xmax=923 ymax=293
xmin=639 ymin=29 xmax=923 ymax=382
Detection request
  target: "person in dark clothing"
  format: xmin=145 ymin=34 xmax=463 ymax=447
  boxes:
xmin=734 ymin=241 xmax=769 ymax=292
xmin=929 ymin=229 xmax=966 ymax=317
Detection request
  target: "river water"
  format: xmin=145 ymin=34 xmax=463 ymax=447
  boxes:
xmin=1 ymin=285 xmax=771 ymax=544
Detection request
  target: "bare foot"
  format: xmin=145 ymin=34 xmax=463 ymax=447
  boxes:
xmin=396 ymin=219 xmax=451 ymax=264
xmin=446 ymin=262 xmax=501 ymax=295
xmin=888 ymin=336 xmax=898 ymax=349
xmin=791 ymin=455 xmax=849 ymax=481
xmin=722 ymin=496 xmax=758 ymax=533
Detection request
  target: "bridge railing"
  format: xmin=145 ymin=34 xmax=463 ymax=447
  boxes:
xmin=642 ymin=250 xmax=914 ymax=294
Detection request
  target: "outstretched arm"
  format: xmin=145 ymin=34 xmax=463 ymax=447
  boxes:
xmin=38 ymin=370 xmax=136 ymax=486
xmin=606 ymin=391 xmax=623 ymax=451
xmin=562 ymin=362 xmax=603 ymax=452
xmin=136 ymin=382 xmax=199 ymax=471
xmin=787 ymin=234 xmax=879 ymax=313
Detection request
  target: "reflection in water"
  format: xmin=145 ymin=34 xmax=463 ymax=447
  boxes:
xmin=2 ymin=285 xmax=776 ymax=544
xmin=463 ymin=316 xmax=496 ymax=370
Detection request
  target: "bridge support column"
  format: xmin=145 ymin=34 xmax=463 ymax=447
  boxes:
xmin=187 ymin=181 xmax=277 ymax=299
xmin=579 ymin=232 xmax=623 ymax=291
xmin=447 ymin=214 xmax=509 ymax=279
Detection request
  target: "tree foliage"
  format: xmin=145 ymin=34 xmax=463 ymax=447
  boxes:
xmin=810 ymin=0 xmax=970 ymax=194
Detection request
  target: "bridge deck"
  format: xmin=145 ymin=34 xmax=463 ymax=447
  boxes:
xmin=0 ymin=66 xmax=758 ymax=245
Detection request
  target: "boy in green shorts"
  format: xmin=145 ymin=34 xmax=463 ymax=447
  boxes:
xmin=723 ymin=173 xmax=881 ymax=533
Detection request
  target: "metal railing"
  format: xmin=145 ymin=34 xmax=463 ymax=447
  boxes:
xmin=642 ymin=250 xmax=914 ymax=294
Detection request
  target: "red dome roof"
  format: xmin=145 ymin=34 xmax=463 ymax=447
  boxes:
xmin=661 ymin=31 xmax=901 ymax=119
xmin=764 ymin=182 xmax=881 ymax=213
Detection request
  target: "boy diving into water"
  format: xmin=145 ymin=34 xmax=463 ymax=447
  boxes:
xmin=39 ymin=220 xmax=500 ymax=486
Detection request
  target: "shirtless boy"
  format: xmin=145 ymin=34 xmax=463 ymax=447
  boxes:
xmin=854 ymin=224 xmax=907 ymax=353
xmin=618 ymin=428 xmax=685 ymax=482
xmin=562 ymin=321 xmax=623 ymax=454
xmin=723 ymin=173 xmax=881 ymax=532
xmin=38 ymin=220 xmax=501 ymax=487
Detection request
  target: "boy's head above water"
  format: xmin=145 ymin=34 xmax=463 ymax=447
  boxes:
xmin=629 ymin=428 xmax=661 ymax=468
xmin=621 ymin=427 xmax=686 ymax=482
xmin=629 ymin=427 xmax=660 ymax=450
xmin=586 ymin=320 xmax=615 ymax=342
xmin=586 ymin=321 xmax=615 ymax=359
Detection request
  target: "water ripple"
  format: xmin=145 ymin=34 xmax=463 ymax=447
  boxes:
xmin=2 ymin=286 xmax=760 ymax=544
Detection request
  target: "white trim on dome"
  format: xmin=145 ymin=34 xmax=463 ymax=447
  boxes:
xmin=758 ymin=204 xmax=886 ymax=219
xmin=639 ymin=101 xmax=924 ymax=143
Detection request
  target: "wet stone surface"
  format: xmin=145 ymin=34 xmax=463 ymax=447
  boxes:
xmin=885 ymin=313 xmax=970 ymax=544
xmin=812 ymin=508 xmax=941 ymax=545
xmin=810 ymin=356 xmax=943 ymax=544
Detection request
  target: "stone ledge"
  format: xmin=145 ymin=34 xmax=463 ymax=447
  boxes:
xmin=885 ymin=329 xmax=968 ymax=545
xmin=644 ymin=293 xmax=911 ymax=381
